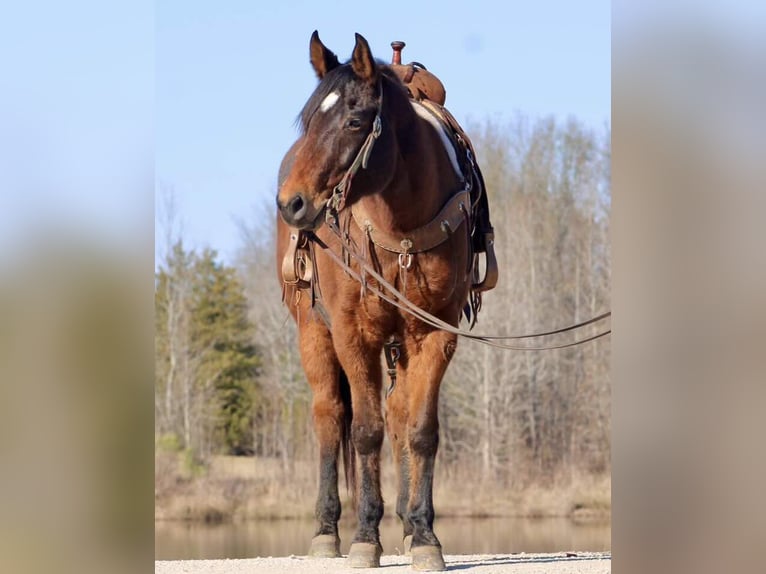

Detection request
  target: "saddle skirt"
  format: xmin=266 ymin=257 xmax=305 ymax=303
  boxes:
xmin=389 ymin=62 xmax=498 ymax=296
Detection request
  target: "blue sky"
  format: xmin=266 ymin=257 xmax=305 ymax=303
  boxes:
xmin=157 ymin=0 xmax=610 ymax=264
xmin=0 ymin=2 xmax=153 ymax=260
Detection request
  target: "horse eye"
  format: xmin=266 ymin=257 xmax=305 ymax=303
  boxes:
xmin=345 ymin=117 xmax=362 ymax=130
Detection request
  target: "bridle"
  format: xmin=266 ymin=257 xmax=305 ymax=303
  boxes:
xmin=325 ymin=79 xmax=384 ymax=217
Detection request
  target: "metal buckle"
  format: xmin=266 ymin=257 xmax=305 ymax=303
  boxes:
xmin=398 ymin=252 xmax=412 ymax=270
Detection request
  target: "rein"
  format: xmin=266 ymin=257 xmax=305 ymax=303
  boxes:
xmin=311 ymin=226 xmax=611 ymax=351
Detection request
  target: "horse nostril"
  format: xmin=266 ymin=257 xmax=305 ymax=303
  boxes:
xmin=289 ymin=194 xmax=305 ymax=216
xmin=279 ymin=192 xmax=311 ymax=226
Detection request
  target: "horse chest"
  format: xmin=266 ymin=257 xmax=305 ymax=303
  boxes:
xmin=333 ymin=250 xmax=464 ymax=324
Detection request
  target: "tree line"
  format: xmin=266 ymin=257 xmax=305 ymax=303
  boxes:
xmin=155 ymin=243 xmax=261 ymax=458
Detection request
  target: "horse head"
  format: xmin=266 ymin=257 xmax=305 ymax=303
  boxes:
xmin=277 ymin=32 xmax=407 ymax=230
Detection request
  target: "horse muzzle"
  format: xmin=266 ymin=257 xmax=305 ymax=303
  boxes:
xmin=277 ymin=192 xmax=326 ymax=230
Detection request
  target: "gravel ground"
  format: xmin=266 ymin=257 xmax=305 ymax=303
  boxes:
xmin=155 ymin=552 xmax=611 ymax=573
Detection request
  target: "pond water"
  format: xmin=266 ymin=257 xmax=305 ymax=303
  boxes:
xmin=155 ymin=516 xmax=610 ymax=560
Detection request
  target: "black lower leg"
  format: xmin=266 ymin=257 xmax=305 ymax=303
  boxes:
xmin=353 ymin=452 xmax=384 ymax=544
xmin=409 ymin=457 xmax=439 ymax=547
xmin=408 ymin=428 xmax=440 ymax=548
xmin=315 ymin=451 xmax=341 ymax=536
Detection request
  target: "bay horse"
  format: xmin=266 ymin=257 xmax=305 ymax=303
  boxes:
xmin=276 ymin=31 xmax=488 ymax=570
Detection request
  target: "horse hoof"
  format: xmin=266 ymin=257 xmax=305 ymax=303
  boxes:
xmin=348 ymin=542 xmax=382 ymax=568
xmin=403 ymin=535 xmax=413 ymax=556
xmin=308 ymin=534 xmax=341 ymax=558
xmin=411 ymin=545 xmax=446 ymax=571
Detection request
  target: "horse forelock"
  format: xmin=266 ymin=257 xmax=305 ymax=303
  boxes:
xmin=298 ymin=65 xmax=353 ymax=132
xmin=297 ymin=62 xmax=406 ymax=134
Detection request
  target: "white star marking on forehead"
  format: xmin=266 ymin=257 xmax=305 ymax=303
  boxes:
xmin=319 ymin=91 xmax=340 ymax=112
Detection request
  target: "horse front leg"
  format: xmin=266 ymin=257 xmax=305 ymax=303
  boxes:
xmin=333 ymin=323 xmax=385 ymax=568
xmin=385 ymin=362 xmax=414 ymax=554
xmin=404 ymin=328 xmax=457 ymax=571
xmin=299 ymin=320 xmax=345 ymax=558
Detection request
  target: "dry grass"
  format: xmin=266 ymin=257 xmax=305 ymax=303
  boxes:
xmin=433 ymin=470 xmax=610 ymax=519
xmin=155 ymin=454 xmax=610 ymax=522
xmin=155 ymin=453 xmax=324 ymax=522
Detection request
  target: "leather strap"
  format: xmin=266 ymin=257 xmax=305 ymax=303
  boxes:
xmin=351 ymin=189 xmax=471 ymax=254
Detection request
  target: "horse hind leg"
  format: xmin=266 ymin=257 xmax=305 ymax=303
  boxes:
xmin=299 ymin=321 xmax=350 ymax=558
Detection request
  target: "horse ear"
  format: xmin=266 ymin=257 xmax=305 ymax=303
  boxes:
xmin=309 ymin=30 xmax=340 ymax=79
xmin=350 ymin=33 xmax=377 ymax=83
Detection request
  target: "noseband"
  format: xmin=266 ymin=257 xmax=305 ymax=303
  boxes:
xmin=326 ymin=79 xmax=384 ymax=218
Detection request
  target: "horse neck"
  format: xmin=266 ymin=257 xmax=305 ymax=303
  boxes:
xmin=359 ymin=105 xmax=462 ymax=233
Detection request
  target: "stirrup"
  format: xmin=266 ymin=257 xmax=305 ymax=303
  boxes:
xmin=472 ymin=232 xmax=498 ymax=293
xmin=281 ymin=229 xmax=313 ymax=289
